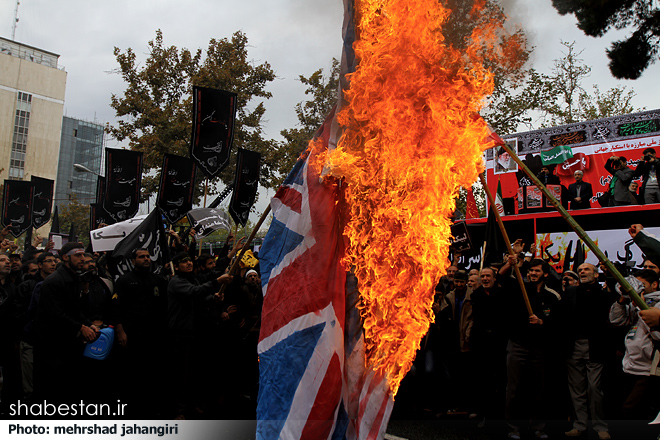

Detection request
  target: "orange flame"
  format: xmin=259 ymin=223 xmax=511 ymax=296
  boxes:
xmin=321 ymin=0 xmax=504 ymax=394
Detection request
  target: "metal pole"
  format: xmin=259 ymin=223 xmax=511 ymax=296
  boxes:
xmin=497 ymin=141 xmax=648 ymax=310
xmin=478 ymin=173 xmax=533 ymax=316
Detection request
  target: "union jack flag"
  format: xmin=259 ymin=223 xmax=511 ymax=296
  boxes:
xmin=256 ymin=106 xmax=393 ymax=439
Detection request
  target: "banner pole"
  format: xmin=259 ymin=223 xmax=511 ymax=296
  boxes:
xmin=217 ymin=205 xmax=272 ymax=295
xmin=478 ymin=173 xmax=533 ymax=315
xmin=496 ymin=141 xmax=648 ymax=310
xmin=199 ymin=179 xmax=209 ymax=257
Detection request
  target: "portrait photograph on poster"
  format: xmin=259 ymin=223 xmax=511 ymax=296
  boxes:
xmin=494 ymin=138 xmax=519 ymax=174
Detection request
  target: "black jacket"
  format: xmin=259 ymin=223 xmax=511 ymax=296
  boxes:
xmin=115 ymin=269 xmax=168 ymax=335
xmin=557 ymin=282 xmax=619 ymax=362
xmin=36 ymin=264 xmax=88 ymax=356
xmin=567 ymin=181 xmax=593 ymax=210
xmin=167 ymin=273 xmax=220 ymax=339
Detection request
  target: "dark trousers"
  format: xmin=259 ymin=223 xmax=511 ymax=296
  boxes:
xmin=506 ymin=340 xmax=546 ymax=433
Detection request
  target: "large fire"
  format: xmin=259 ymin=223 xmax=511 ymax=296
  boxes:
xmin=321 ymin=0 xmax=508 ymax=394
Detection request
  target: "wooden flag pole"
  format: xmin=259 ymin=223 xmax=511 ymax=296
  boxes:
xmin=478 ymin=173 xmax=533 ymax=316
xmin=496 ymin=141 xmax=648 ymax=310
xmin=217 ymin=205 xmax=272 ymax=295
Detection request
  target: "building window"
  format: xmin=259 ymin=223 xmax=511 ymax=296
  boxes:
xmin=9 ymin=92 xmax=32 ymax=180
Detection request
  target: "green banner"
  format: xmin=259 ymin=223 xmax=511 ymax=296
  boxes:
xmin=541 ymin=145 xmax=574 ymax=165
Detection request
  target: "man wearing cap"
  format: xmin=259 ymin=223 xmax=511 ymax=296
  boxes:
xmin=168 ymin=251 xmax=233 ymax=419
xmin=562 ymin=270 xmax=580 ymax=293
xmin=34 ymin=242 xmax=97 ymax=403
xmin=558 ymin=263 xmax=618 ymax=439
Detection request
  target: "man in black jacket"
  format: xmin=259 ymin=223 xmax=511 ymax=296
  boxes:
xmin=559 ymin=263 xmax=618 ymax=439
xmin=567 ymin=170 xmax=593 ymax=210
xmin=35 ymin=242 xmax=97 ymax=403
xmin=635 ymin=147 xmax=660 ymax=204
xmin=501 ymin=257 xmax=561 ymax=440
xmin=114 ymin=248 xmax=169 ymax=417
xmin=168 ymin=252 xmax=232 ymax=418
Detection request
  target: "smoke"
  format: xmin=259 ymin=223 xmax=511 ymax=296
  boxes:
xmin=497 ymin=0 xmax=539 ymax=65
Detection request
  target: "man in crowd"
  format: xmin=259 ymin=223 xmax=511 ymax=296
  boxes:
xmin=439 ymin=270 xmax=474 ymax=415
xmin=560 ymin=263 xmax=618 ymax=439
xmin=635 ymin=147 xmax=660 ymax=204
xmin=568 ymin=170 xmax=593 ymax=210
xmin=604 ymin=156 xmax=634 ymax=206
xmin=500 ymin=255 xmax=560 ymax=440
xmin=470 ymin=266 xmax=508 ymax=426
xmin=609 ymin=269 xmax=660 ymax=420
xmin=35 ymin=242 xmax=97 ymax=403
xmin=114 ymin=248 xmax=169 ymax=417
xmin=0 ymin=253 xmax=21 ymax=410
xmin=561 ymin=270 xmax=580 ymax=292
xmin=467 ymin=272 xmax=481 ymax=291
xmin=537 ymin=165 xmax=560 ymax=186
xmin=15 ymin=252 xmax=57 ymax=401
xmin=168 ymin=252 xmax=233 ymax=419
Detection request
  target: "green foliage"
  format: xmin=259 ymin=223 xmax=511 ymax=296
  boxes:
xmin=108 ymin=30 xmax=281 ymax=201
xmin=551 ymin=0 xmax=660 ymax=79
xmin=60 ymin=196 xmax=90 ymax=246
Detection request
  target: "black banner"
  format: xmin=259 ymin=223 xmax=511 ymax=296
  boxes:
xmin=190 ymin=86 xmax=237 ymax=177
xmin=229 ymin=148 xmax=261 ymax=227
xmin=2 ymin=180 xmax=34 ymax=238
xmin=104 ymin=148 xmax=143 ymax=222
xmin=187 ymin=207 xmax=232 ymax=239
xmin=30 ymin=176 xmax=54 ymax=229
xmin=107 ymin=207 xmax=170 ymax=279
xmin=157 ymin=154 xmax=197 ymax=224
xmin=450 ymin=221 xmax=473 ymax=252
xmin=94 ymin=176 xmax=115 ymax=227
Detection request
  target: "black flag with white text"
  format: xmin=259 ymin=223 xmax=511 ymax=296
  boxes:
xmin=31 ymin=176 xmax=54 ymax=229
xmin=190 ymin=86 xmax=237 ymax=177
xmin=157 ymin=154 xmax=197 ymax=224
xmin=229 ymin=148 xmax=261 ymax=227
xmin=2 ymin=180 xmax=33 ymax=238
xmin=107 ymin=207 xmax=170 ymax=279
xmin=104 ymin=148 xmax=143 ymax=222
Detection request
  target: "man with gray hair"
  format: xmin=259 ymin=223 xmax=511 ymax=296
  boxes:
xmin=559 ymin=263 xmax=618 ymax=439
xmin=568 ymin=170 xmax=593 ymax=210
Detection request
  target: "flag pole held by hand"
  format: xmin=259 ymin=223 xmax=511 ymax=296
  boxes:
xmin=479 ymin=173 xmax=533 ymax=316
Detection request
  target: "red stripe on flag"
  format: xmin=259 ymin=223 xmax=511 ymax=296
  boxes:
xmin=275 ymin=186 xmax=303 ymax=213
xmin=300 ymin=354 xmax=343 ymax=440
xmin=366 ymin=388 xmax=391 ymax=440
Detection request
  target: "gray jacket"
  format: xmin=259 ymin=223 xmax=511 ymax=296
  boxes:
xmin=610 ymin=291 xmax=660 ymax=376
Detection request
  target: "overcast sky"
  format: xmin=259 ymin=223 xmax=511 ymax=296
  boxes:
xmin=2 ymin=0 xmax=659 ymax=218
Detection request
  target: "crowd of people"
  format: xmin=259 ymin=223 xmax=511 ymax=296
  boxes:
xmin=402 ymin=224 xmax=660 ymax=440
xmin=0 ymin=180 xmax=659 ymax=439
xmin=565 ymin=147 xmax=659 ymax=209
xmin=0 ymin=228 xmax=262 ymax=420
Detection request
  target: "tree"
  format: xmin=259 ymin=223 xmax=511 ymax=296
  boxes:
xmin=544 ymin=41 xmax=592 ymax=125
xmin=277 ymin=58 xmax=340 ymax=177
xmin=541 ymin=41 xmax=643 ymax=126
xmin=108 ymin=30 xmax=281 ymax=201
xmin=59 ymin=196 xmax=91 ymax=246
xmin=552 ymin=0 xmax=660 ymax=79
xmin=440 ymin=0 xmax=559 ymax=135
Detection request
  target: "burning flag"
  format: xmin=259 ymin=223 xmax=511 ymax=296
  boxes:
xmin=322 ymin=0 xmax=502 ymax=393
xmin=257 ymin=0 xmax=519 ymax=437
xmin=259 ymin=93 xmax=396 ymax=439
